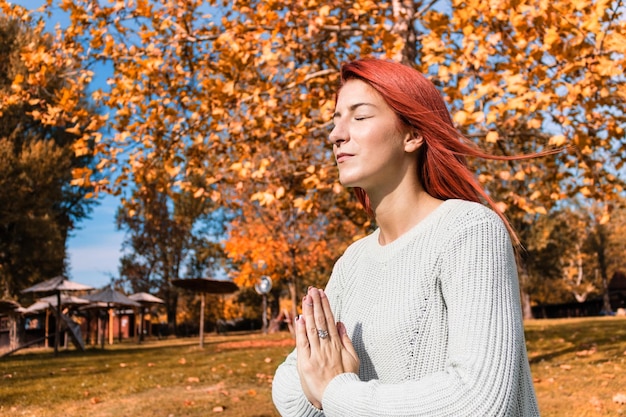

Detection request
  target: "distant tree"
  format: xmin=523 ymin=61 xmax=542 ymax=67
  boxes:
xmin=522 ymin=208 xmax=596 ymax=306
xmin=115 ymin=175 xmax=226 ymax=332
xmin=0 ymin=14 xmax=98 ymax=299
xmin=584 ymin=200 xmax=626 ymax=314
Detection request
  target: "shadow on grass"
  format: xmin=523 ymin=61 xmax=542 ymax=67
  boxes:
xmin=1 ymin=331 xmax=268 ymax=362
xmin=525 ymin=317 xmax=626 ymax=363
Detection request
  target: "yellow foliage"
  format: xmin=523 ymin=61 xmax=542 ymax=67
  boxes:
xmin=485 ymin=131 xmax=499 ymax=143
xmin=8 ymin=0 xmax=621 ymax=298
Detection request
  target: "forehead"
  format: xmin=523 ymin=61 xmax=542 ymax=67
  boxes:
xmin=336 ymin=79 xmax=385 ymax=108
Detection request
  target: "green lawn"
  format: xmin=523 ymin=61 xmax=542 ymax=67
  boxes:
xmin=1 ymin=317 xmax=625 ymax=416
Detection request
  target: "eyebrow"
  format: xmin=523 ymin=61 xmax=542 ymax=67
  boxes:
xmin=333 ymin=102 xmax=377 ymax=119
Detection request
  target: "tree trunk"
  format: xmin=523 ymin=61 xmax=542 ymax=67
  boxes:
xmin=289 ymin=246 xmax=299 ymax=334
xmin=288 ymin=280 xmax=297 ymax=335
xmin=518 ymin=263 xmax=534 ymax=320
xmin=595 ymin=224 xmax=613 ymax=314
xmin=391 ymin=0 xmax=418 ymax=64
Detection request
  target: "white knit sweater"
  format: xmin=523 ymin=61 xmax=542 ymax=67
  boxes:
xmin=272 ymin=199 xmax=539 ymax=417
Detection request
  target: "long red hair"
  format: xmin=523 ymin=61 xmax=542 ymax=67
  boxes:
xmin=339 ymin=58 xmax=557 ymax=245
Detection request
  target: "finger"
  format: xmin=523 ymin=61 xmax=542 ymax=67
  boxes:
xmin=308 ymin=288 xmax=330 ymax=340
xmin=319 ymin=289 xmax=339 ymax=339
xmin=295 ymin=314 xmax=311 ymax=357
xmin=302 ymin=293 xmax=320 ymax=350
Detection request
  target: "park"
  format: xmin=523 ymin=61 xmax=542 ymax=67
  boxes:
xmin=0 ymin=317 xmax=625 ymax=416
xmin=1 ymin=0 xmax=626 ymax=416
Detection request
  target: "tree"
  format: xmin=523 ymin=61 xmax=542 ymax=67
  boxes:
xmin=115 ymin=174 xmax=224 ymax=332
xmin=522 ymin=208 xmax=598 ymax=306
xmin=15 ymin=0 xmax=625 ymax=320
xmin=0 ymin=11 xmax=99 ymax=299
xmin=584 ymin=200 xmax=626 ymax=314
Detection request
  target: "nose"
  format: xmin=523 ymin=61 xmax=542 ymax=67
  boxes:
xmin=329 ymin=121 xmax=347 ymax=146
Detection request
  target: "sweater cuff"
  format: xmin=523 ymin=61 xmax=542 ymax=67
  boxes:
xmin=322 ymin=372 xmax=361 ymax=416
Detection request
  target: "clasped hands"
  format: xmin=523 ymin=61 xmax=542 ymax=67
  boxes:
xmin=296 ymin=286 xmax=360 ymax=410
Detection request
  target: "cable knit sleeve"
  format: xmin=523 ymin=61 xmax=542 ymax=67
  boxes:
xmin=320 ymin=206 xmax=537 ymax=416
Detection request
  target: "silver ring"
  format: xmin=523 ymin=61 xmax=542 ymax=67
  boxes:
xmin=317 ymin=329 xmax=329 ymax=339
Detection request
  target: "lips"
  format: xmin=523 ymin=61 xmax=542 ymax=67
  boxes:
xmin=335 ymin=152 xmax=354 ymax=163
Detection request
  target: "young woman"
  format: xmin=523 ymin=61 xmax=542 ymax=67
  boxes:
xmin=272 ymin=58 xmax=543 ymax=416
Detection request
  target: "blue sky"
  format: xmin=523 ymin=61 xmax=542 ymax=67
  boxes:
xmin=67 ymin=197 xmax=125 ymax=288
xmin=11 ymin=0 xmax=125 ymax=288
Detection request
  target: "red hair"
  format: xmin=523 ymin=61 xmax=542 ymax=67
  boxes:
xmin=339 ymin=58 xmax=557 ymax=245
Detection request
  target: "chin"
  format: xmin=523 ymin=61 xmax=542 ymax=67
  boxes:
xmin=338 ymin=176 xmax=357 ymax=188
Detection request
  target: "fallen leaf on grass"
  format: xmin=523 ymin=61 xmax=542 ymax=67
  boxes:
xmin=576 ymin=347 xmax=596 ymax=356
xmin=248 ymin=389 xmax=257 ymax=396
xmin=613 ymin=393 xmax=626 ymax=404
xmin=264 ymin=357 xmax=272 ymax=363
xmin=187 ymin=376 xmax=200 ymax=383
xmin=147 ymin=362 xmax=155 ymax=367
xmin=119 ymin=363 xmax=128 ymax=368
xmin=559 ymin=364 xmax=572 ymax=370
xmin=184 ymin=399 xmax=195 ymax=406
xmin=212 ymin=406 xmax=225 ymax=412
xmin=90 ymin=397 xmax=101 ymax=404
xmin=589 ymin=396 xmax=603 ymax=411
xmin=178 ymin=358 xmax=187 ymax=365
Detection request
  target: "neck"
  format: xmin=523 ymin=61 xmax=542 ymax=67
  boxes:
xmin=370 ymin=186 xmax=443 ymax=246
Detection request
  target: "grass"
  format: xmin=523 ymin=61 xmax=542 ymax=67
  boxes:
xmin=1 ymin=317 xmax=625 ymax=417
xmin=0 ymin=332 xmax=293 ymax=417
xmin=525 ymin=317 xmax=626 ymax=416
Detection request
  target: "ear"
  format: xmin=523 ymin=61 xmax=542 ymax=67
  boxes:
xmin=404 ymin=130 xmax=424 ymax=153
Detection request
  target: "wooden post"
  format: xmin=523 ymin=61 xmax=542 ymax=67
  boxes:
xmin=199 ymin=293 xmax=205 ymax=348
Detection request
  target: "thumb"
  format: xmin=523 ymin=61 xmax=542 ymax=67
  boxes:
xmin=337 ymin=321 xmax=360 ymax=373
xmin=337 ymin=322 xmax=354 ymax=350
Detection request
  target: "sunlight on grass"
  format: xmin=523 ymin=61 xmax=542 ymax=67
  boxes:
xmin=1 ymin=332 xmax=294 ymax=417
xmin=1 ymin=318 xmax=625 ymax=416
xmin=526 ymin=317 xmax=626 ymax=417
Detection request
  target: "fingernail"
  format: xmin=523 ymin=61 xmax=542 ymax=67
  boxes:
xmin=320 ymin=290 xmax=326 ymax=298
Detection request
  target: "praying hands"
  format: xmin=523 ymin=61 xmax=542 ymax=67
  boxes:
xmin=295 ymin=287 xmax=360 ymax=410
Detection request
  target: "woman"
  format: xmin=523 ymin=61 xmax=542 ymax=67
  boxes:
xmin=272 ymin=58 xmax=543 ymax=416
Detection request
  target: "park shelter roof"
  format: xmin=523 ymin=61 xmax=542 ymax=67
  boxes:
xmin=21 ymin=276 xmax=93 ymax=294
xmin=129 ymin=292 xmax=164 ymax=304
xmin=82 ymin=287 xmax=141 ymax=307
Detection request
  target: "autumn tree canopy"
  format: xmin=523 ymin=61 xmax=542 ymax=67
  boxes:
xmin=2 ymin=0 xmax=624 ymax=317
